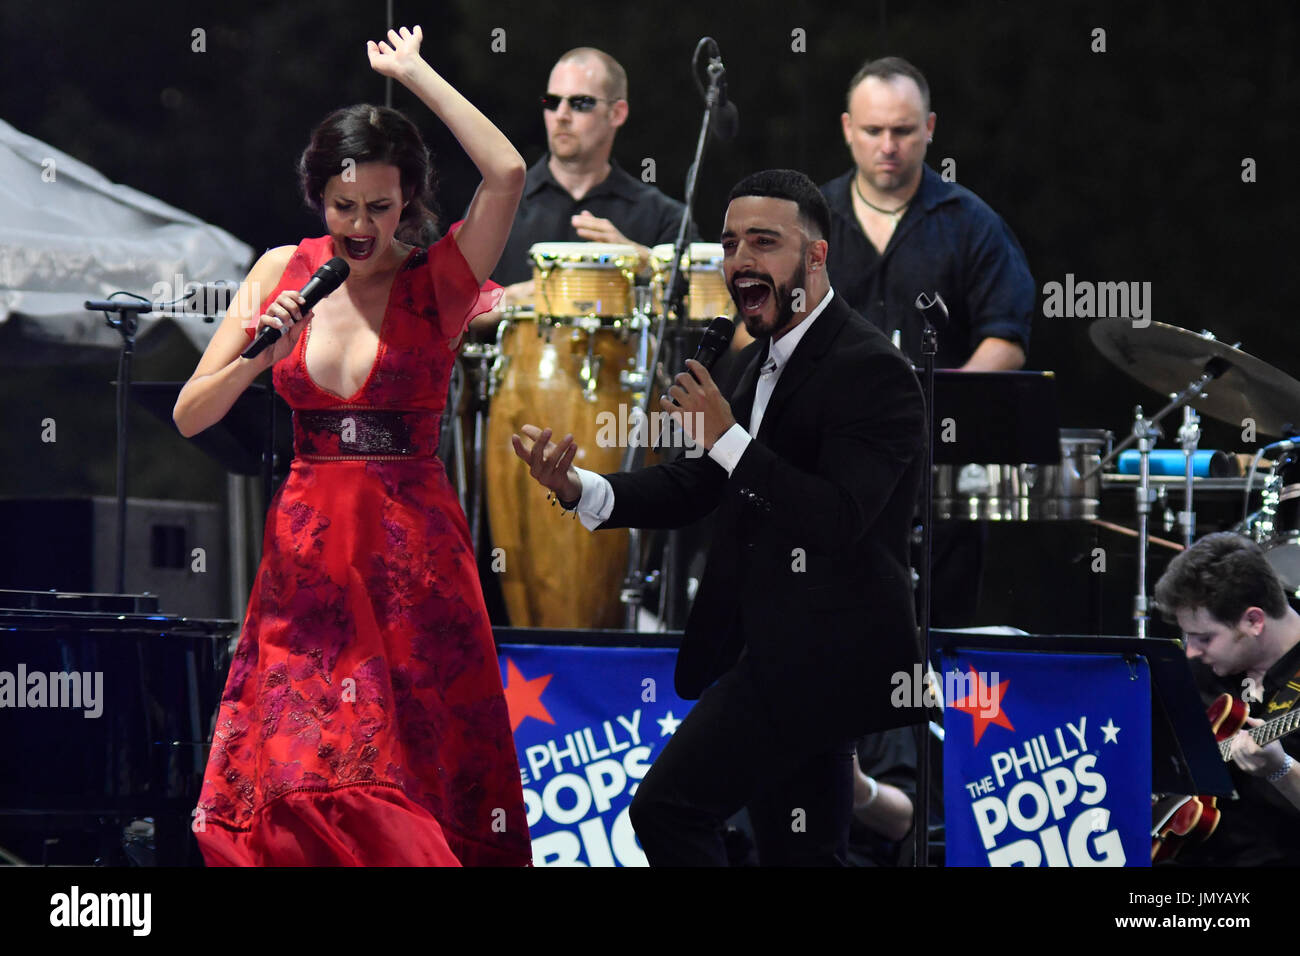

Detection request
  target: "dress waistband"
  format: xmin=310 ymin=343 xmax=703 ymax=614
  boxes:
xmin=293 ymin=408 xmax=440 ymax=460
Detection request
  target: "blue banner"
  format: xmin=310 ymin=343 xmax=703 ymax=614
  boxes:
xmin=498 ymin=644 xmax=694 ymax=867
xmin=942 ymin=649 xmax=1150 ymax=867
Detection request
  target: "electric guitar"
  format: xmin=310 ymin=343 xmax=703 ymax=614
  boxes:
xmin=1151 ymin=694 xmax=1300 ymax=863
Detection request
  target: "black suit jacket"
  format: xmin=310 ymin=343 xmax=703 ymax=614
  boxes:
xmin=600 ymin=292 xmax=927 ymax=745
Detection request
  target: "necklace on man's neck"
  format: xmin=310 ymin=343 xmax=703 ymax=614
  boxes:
xmin=853 ymin=175 xmax=910 ymax=222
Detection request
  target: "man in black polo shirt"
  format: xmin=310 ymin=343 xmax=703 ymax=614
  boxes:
xmin=487 ymin=46 xmax=692 ymax=307
xmin=821 ymin=56 xmax=1032 ymax=370
xmin=1154 ymin=533 xmax=1300 ymax=865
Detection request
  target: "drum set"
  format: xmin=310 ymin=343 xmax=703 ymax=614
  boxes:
xmin=447 ymin=240 xmax=735 ymax=629
xmin=932 ymin=318 xmax=1300 ymax=635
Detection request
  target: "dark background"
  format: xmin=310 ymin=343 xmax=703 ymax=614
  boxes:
xmin=2 ymin=0 xmax=1295 ymax=562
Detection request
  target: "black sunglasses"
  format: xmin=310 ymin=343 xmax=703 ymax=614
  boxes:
xmin=540 ymin=93 xmax=617 ymax=113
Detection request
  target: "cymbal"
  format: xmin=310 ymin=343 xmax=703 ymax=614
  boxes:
xmin=1089 ymin=319 xmax=1300 ymax=438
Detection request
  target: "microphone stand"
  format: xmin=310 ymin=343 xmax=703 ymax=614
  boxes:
xmin=617 ymin=38 xmax=724 ymax=630
xmin=911 ymin=292 xmax=945 ymax=867
xmin=86 ymin=291 xmax=228 ymax=592
xmin=85 ymin=297 xmax=159 ymax=594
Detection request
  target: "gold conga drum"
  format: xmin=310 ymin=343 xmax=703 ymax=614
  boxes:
xmin=651 ymin=242 xmax=734 ymax=322
xmin=527 ymin=241 xmax=639 ymax=318
xmin=485 ymin=244 xmax=655 ymax=628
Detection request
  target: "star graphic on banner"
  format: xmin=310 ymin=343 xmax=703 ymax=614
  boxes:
xmin=657 ymin=711 xmax=682 ymax=736
xmin=501 ymin=658 xmax=554 ymax=732
xmin=1100 ymin=719 xmax=1121 ymax=743
xmin=950 ymin=667 xmax=1014 ymax=746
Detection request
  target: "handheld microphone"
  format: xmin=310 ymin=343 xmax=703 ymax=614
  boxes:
xmin=665 ymin=315 xmax=737 ymax=406
xmin=654 ymin=316 xmax=737 ymax=453
xmin=241 ymin=257 xmax=349 ymax=359
xmin=691 ymin=314 xmax=737 ymax=372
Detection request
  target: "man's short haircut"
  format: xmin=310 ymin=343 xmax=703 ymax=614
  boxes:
xmin=555 ymin=47 xmax=628 ymax=102
xmin=846 ymin=56 xmax=931 ymax=113
xmin=1154 ymin=532 xmax=1288 ymax=624
xmin=726 ymin=169 xmax=831 ymax=241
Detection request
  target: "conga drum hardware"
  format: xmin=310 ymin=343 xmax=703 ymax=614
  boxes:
xmin=578 ymin=347 xmax=603 ymax=402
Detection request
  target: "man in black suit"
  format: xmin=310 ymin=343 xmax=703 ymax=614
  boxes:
xmin=511 ymin=169 xmax=927 ymax=865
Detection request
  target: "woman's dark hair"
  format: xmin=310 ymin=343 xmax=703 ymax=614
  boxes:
xmin=1153 ymin=531 xmax=1288 ymax=624
xmin=298 ymin=104 xmax=439 ymax=246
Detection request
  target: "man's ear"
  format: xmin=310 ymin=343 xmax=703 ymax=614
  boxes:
xmin=609 ymin=99 xmax=629 ymax=130
xmin=1241 ymin=606 xmax=1268 ymax=635
xmin=807 ymin=238 xmax=829 ymax=272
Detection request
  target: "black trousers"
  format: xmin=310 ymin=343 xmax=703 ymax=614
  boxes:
xmin=628 ymin=652 xmax=855 ymax=866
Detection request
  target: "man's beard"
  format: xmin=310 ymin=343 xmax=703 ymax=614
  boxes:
xmin=735 ymin=259 xmax=807 ymax=340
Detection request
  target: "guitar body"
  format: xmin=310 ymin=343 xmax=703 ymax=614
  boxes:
xmin=1207 ymin=693 xmax=1247 ymax=739
xmin=1151 ymin=794 xmax=1221 ymax=863
xmin=1151 ymin=694 xmax=1241 ymax=863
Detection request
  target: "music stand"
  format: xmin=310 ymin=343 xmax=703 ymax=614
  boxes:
xmin=934 ymin=630 xmax=1233 ymax=796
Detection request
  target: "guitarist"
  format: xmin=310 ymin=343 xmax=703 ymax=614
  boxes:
xmin=1154 ymin=532 xmax=1300 ymax=864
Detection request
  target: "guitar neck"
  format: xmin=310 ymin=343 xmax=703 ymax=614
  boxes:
xmin=1218 ymin=707 xmax=1300 ymax=760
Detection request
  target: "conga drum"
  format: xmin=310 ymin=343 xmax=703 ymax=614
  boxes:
xmin=485 ymin=318 xmax=660 ymax=628
xmin=651 ymin=242 xmax=734 ymax=322
xmin=485 ymin=246 xmax=656 ymax=628
xmin=528 ymin=241 xmax=639 ymax=318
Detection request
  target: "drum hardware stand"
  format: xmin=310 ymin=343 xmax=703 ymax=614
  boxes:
xmin=1177 ymin=405 xmax=1201 ymax=549
xmin=460 ymin=339 xmax=502 ymax=556
xmin=445 ymin=358 xmax=468 ymax=512
xmin=1130 ymin=408 xmax=1161 ymax=638
xmin=615 ymin=292 xmax=659 ymax=629
xmin=912 ymin=292 xmax=945 ymax=868
xmin=1084 ymin=362 xmax=1224 ymax=637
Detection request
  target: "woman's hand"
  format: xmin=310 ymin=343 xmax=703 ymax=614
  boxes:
xmin=253 ymin=290 xmax=311 ymax=366
xmin=367 ymin=25 xmax=424 ymax=81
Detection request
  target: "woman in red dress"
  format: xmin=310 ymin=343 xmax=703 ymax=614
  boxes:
xmin=173 ymin=26 xmax=531 ymax=866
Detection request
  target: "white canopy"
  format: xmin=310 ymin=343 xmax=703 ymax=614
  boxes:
xmin=0 ymin=116 xmax=253 ymax=359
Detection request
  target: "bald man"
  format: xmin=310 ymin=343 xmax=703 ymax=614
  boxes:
xmin=488 ymin=46 xmax=695 ymax=308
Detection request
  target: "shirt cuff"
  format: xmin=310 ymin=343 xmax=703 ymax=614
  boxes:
xmin=572 ymin=466 xmax=615 ymax=531
xmin=707 ymin=423 xmax=751 ymax=476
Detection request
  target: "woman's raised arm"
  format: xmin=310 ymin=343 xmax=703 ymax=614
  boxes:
xmin=368 ymin=26 xmax=525 ymax=283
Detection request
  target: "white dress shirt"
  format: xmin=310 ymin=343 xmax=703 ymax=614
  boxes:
xmin=566 ymin=288 xmax=836 ymax=531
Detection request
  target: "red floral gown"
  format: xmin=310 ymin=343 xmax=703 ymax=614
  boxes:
xmin=195 ymin=233 xmax=531 ymax=866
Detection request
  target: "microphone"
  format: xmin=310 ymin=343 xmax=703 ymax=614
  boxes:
xmin=655 ymin=316 xmax=736 ymax=452
xmin=703 ymin=38 xmax=740 ymax=142
xmin=242 ymin=257 xmax=349 ymax=359
xmin=691 ymin=314 xmax=737 ymax=372
xmin=663 ymin=315 xmax=737 ymax=405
